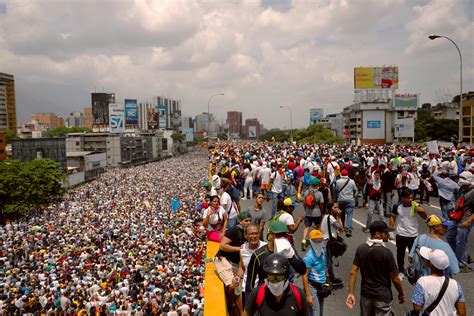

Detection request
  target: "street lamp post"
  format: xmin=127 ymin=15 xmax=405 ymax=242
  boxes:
xmin=207 ymin=93 xmax=224 ymax=141
xmin=429 ymin=34 xmax=463 ymax=143
xmin=280 ymin=105 xmax=293 ymax=143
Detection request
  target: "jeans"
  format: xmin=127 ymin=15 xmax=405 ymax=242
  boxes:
xmin=324 ymin=245 xmax=336 ymax=281
xmin=439 ymin=196 xmax=454 ymax=220
xmin=382 ymin=191 xmax=394 ymax=217
xmin=309 ymin=283 xmax=324 ymax=316
xmin=227 ymin=217 xmax=237 ymax=229
xmin=446 ymin=224 xmax=472 ymax=267
xmin=360 ymin=296 xmax=393 ymax=316
xmin=366 ymin=199 xmax=385 ymax=229
xmin=270 ymin=191 xmax=285 ymax=218
xmin=339 ymin=200 xmax=355 ymax=232
xmin=395 ymin=235 xmax=416 ymax=273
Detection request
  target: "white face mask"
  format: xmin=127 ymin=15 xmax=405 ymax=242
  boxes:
xmin=265 ymin=279 xmax=289 ymax=296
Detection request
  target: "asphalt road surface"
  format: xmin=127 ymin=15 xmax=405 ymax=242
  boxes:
xmin=239 ymin=195 xmax=473 ymax=315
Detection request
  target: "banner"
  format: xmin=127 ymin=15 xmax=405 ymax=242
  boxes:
xmin=354 ymin=66 xmax=399 ymax=89
xmin=158 ymin=105 xmax=167 ymax=128
xmin=109 ymin=103 xmax=124 ymax=133
xmin=426 ymin=141 xmax=439 ymax=154
xmin=124 ymin=99 xmax=138 ymax=125
xmin=394 ymin=117 xmax=414 ymax=138
xmin=394 ymin=94 xmax=418 ymax=109
xmin=147 ymin=108 xmax=159 ymax=130
xmin=249 ymin=126 xmax=257 ymax=138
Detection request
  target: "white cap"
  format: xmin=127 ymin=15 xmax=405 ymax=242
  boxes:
xmin=419 ymin=247 xmax=450 ymax=270
xmin=274 ymin=237 xmax=295 ymax=259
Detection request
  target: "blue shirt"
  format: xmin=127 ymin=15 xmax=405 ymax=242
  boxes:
xmin=432 ymin=172 xmax=459 ymax=202
xmin=303 ymin=247 xmax=326 ymax=284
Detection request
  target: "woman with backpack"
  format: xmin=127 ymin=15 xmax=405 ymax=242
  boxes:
xmin=320 ymin=202 xmax=344 ymax=286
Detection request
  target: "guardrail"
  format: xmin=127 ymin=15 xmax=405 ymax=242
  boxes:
xmin=204 ymin=241 xmax=227 ymax=316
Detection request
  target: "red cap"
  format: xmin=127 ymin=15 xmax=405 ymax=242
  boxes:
xmin=341 ymin=169 xmax=348 ymax=176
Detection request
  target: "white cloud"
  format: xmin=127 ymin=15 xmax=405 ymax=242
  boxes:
xmin=0 ymin=0 xmax=472 ymax=129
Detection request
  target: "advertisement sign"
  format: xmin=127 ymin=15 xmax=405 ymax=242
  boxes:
xmin=362 ymin=110 xmax=385 ymax=139
xmin=158 ymin=105 xmax=167 ymax=128
xmin=147 ymin=108 xmax=159 ymax=130
xmin=248 ymin=126 xmax=257 ymax=138
xmin=124 ymin=99 xmax=138 ymax=125
xmin=172 ymin=110 xmax=182 ymax=129
xmin=310 ymin=108 xmax=324 ymax=124
xmin=394 ymin=94 xmax=418 ymax=109
xmin=426 ymin=140 xmax=439 ymax=154
xmin=367 ymin=120 xmax=381 ymax=128
xmin=395 ymin=117 xmax=415 ymax=138
xmin=109 ymin=103 xmax=124 ymax=133
xmin=354 ymin=66 xmax=399 ymax=89
xmin=182 ymin=128 xmax=194 ymax=142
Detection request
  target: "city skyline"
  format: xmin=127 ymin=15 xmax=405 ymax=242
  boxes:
xmin=0 ymin=0 xmax=472 ymax=129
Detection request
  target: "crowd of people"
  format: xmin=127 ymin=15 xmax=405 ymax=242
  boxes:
xmin=0 ymin=153 xmax=210 ymax=315
xmin=205 ymin=142 xmax=471 ymax=316
xmin=0 ymin=140 xmax=472 ymax=315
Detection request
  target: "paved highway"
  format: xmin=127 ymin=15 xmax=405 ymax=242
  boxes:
xmin=238 ymin=196 xmax=473 ymax=315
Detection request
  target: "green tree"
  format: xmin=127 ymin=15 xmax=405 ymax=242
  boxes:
xmin=415 ymin=112 xmax=458 ymax=142
xmin=294 ymin=124 xmax=342 ymax=144
xmin=43 ymin=126 xmax=92 ymax=137
xmin=0 ymin=159 xmax=65 ymax=218
xmin=259 ymin=129 xmax=290 ymax=142
xmin=0 ymin=129 xmax=16 ymax=144
xmin=194 ymin=135 xmax=204 ymax=143
xmin=171 ymin=131 xmax=185 ymax=143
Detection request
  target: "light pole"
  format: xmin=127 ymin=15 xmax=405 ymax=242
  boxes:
xmin=280 ymin=105 xmax=293 ymax=143
xmin=207 ymin=93 xmax=224 ymax=140
xmin=429 ymin=34 xmax=463 ymax=142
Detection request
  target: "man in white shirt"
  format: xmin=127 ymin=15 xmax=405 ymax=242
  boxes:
xmin=389 ymin=188 xmax=427 ymax=280
xmin=269 ymin=164 xmax=285 ymax=217
xmin=411 ymin=247 xmax=466 ymax=316
xmin=258 ymin=162 xmax=272 ymax=197
xmin=220 ymin=181 xmax=238 ymax=229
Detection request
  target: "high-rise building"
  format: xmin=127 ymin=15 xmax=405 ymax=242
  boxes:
xmin=138 ymin=101 xmax=154 ymax=131
xmin=227 ymin=111 xmax=242 ymax=138
xmin=243 ymin=118 xmax=261 ymax=139
xmin=153 ymin=96 xmax=182 ymax=130
xmin=67 ymin=111 xmax=84 ymax=128
xmin=0 ymin=72 xmax=17 ymax=133
xmin=91 ymin=92 xmax=115 ymax=131
xmin=84 ymin=107 xmax=92 ymax=129
xmin=31 ymin=113 xmax=64 ymax=129
xmin=195 ymin=113 xmax=214 ymax=133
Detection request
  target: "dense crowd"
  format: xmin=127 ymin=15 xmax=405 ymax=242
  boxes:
xmin=0 ymin=153 xmax=210 ymax=315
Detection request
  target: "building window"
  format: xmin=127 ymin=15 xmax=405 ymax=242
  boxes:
xmin=162 ymin=139 xmax=168 ymax=151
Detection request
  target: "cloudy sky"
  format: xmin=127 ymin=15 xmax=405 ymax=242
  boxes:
xmin=0 ymin=0 xmax=472 ymax=129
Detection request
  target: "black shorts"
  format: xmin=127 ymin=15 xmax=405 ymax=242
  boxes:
xmin=304 ymin=216 xmax=322 ymax=227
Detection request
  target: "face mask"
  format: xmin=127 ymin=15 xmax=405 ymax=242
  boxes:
xmin=265 ymin=279 xmax=289 ymax=296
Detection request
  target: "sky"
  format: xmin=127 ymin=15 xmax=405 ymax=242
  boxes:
xmin=0 ymin=0 xmax=472 ymax=130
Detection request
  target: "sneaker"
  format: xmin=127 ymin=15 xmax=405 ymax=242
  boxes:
xmin=301 ymin=239 xmax=307 ymax=251
xmin=362 ymin=227 xmax=369 ymax=233
xmin=331 ymin=278 xmax=343 ymax=285
xmin=397 ymin=272 xmax=405 ymax=281
xmin=460 ymin=266 xmax=472 ymax=273
xmin=345 ymin=231 xmax=352 ymax=238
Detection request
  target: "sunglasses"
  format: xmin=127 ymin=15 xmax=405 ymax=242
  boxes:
xmin=267 ymin=274 xmax=287 ymax=281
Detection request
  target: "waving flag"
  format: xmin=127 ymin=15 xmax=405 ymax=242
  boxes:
xmin=56 ymin=252 xmax=68 ymax=263
xmin=171 ymin=199 xmax=180 ymax=214
xmin=106 ymin=269 xmax=118 ymax=282
xmin=120 ymin=266 xmax=130 ymax=278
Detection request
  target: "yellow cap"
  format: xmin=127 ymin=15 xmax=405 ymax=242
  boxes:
xmin=426 ymin=214 xmax=443 ymax=226
xmin=283 ymin=198 xmax=293 ymax=206
xmin=309 ymin=229 xmax=324 ymax=240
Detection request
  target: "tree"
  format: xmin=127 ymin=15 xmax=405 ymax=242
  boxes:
xmin=0 ymin=129 xmax=16 ymax=144
xmin=194 ymin=135 xmax=204 ymax=143
xmin=415 ymin=112 xmax=459 ymax=142
xmin=259 ymin=129 xmax=290 ymax=142
xmin=170 ymin=131 xmax=185 ymax=143
xmin=43 ymin=126 xmax=92 ymax=137
xmin=0 ymin=159 xmax=65 ymax=218
xmin=217 ymin=133 xmax=228 ymax=141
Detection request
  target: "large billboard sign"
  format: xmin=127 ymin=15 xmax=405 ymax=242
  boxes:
xmin=310 ymin=108 xmax=324 ymax=125
xmin=248 ymin=126 xmax=257 ymax=138
xmin=172 ymin=110 xmax=182 ymax=129
xmin=354 ymin=67 xmax=399 ymax=89
xmin=147 ymin=108 xmax=159 ymax=130
xmin=394 ymin=94 xmax=418 ymax=109
xmin=158 ymin=105 xmax=167 ymax=128
xmin=109 ymin=103 xmax=124 ymax=133
xmin=395 ymin=117 xmax=415 ymax=138
xmin=362 ymin=110 xmax=385 ymax=139
xmin=124 ymin=99 xmax=138 ymax=125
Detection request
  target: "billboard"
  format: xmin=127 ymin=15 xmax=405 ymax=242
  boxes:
xmin=147 ymin=108 xmax=159 ymax=130
xmin=394 ymin=94 xmax=418 ymax=109
xmin=248 ymin=126 xmax=257 ymax=138
xmin=310 ymin=108 xmax=324 ymax=124
xmin=172 ymin=110 xmax=182 ymax=129
xmin=395 ymin=117 xmax=414 ymax=138
xmin=158 ymin=105 xmax=167 ymax=128
xmin=362 ymin=110 xmax=385 ymax=139
xmin=354 ymin=66 xmax=399 ymax=89
xmin=109 ymin=103 xmax=124 ymax=133
xmin=124 ymin=99 xmax=138 ymax=125
xmin=181 ymin=128 xmax=194 ymax=142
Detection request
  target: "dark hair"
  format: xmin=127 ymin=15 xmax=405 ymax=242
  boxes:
xmin=401 ymin=188 xmax=412 ymax=198
xmin=210 ymin=195 xmax=220 ymax=202
xmin=326 ymin=202 xmax=335 ymax=213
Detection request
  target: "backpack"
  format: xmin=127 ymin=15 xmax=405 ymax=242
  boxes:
xmin=303 ymin=173 xmax=312 ymax=186
xmin=266 ymin=210 xmax=287 ymax=241
xmin=448 ymin=195 xmax=466 ymax=221
xmin=406 ymin=235 xmax=428 ymax=285
xmin=255 ymin=283 xmax=302 ymax=311
xmin=331 ymin=162 xmax=340 ymax=177
xmin=304 ymin=191 xmax=317 ymax=209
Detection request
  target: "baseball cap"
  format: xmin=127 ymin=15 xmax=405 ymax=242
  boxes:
xmin=309 ymin=229 xmax=323 ymax=241
xmin=419 ymin=247 xmax=450 ymax=270
xmin=203 ymin=181 xmax=212 ymax=188
xmin=369 ymin=220 xmax=389 ymax=235
xmin=426 ymin=214 xmax=449 ymax=227
xmin=283 ymin=198 xmax=298 ymax=208
xmin=238 ymin=211 xmax=251 ymax=221
xmin=341 ymin=169 xmax=348 ymax=176
xmin=269 ymin=221 xmax=288 ymax=234
xmin=311 ymin=177 xmax=320 ymax=185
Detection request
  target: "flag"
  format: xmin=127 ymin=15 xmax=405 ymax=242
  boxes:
xmin=120 ymin=266 xmax=130 ymax=278
xmin=106 ymin=269 xmax=118 ymax=282
xmin=171 ymin=199 xmax=180 ymax=214
xmin=56 ymin=252 xmax=68 ymax=263
xmin=455 ymin=155 xmax=463 ymax=175
xmin=195 ymin=243 xmax=205 ymax=266
xmin=357 ymin=137 xmax=361 ymax=146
